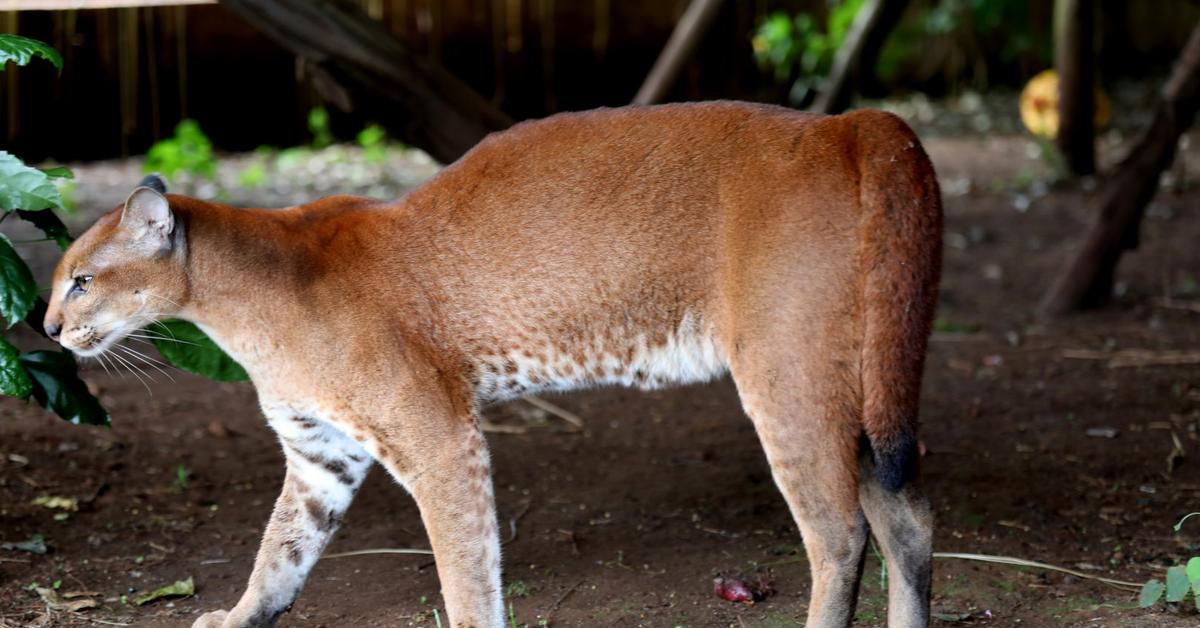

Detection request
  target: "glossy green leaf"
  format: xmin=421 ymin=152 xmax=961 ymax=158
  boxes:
xmin=0 ymin=151 xmax=64 ymax=211
xmin=39 ymin=166 xmax=73 ymax=180
xmin=150 ymin=320 xmax=248 ymax=382
xmin=1138 ymin=579 xmax=1165 ymax=608
xmin=0 ymin=34 xmax=62 ymax=71
xmin=0 ymin=336 xmax=32 ymax=398
xmin=17 ymin=209 xmax=73 ymax=250
xmin=0 ymin=233 xmax=38 ymax=328
xmin=1188 ymin=557 xmax=1200 ymax=594
xmin=1166 ymin=565 xmax=1190 ymax=602
xmin=19 ymin=350 xmax=109 ymax=425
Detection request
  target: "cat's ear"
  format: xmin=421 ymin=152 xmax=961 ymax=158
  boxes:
xmin=137 ymin=173 xmax=168 ymax=194
xmin=120 ymin=185 xmax=174 ymax=251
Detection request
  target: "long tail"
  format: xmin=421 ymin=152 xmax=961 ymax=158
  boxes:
xmin=853 ymin=110 xmax=943 ymax=492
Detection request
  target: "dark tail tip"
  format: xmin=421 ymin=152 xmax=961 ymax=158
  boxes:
xmin=869 ymin=431 xmax=918 ymax=493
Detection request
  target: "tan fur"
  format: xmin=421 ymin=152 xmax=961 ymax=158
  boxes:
xmin=45 ymin=102 xmax=941 ymax=628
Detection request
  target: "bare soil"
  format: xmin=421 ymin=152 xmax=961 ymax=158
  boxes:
xmin=2 ymin=132 xmax=1200 ymax=627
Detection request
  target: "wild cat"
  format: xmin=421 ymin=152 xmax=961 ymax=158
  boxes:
xmin=44 ymin=101 xmax=941 ymax=628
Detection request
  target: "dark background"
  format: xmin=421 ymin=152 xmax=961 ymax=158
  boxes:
xmin=2 ymin=0 xmax=1199 ymax=161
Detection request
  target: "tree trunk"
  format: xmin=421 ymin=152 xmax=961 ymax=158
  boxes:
xmin=1041 ymin=21 xmax=1200 ymax=314
xmin=1054 ymin=0 xmax=1095 ymax=176
xmin=811 ymin=0 xmax=908 ymax=115
xmin=632 ymin=0 xmax=725 ymax=105
xmin=219 ymin=0 xmax=512 ymax=164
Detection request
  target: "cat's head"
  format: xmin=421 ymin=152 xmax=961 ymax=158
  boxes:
xmin=44 ymin=175 xmax=188 ymax=357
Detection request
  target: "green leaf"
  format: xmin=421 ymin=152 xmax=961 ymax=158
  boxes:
xmin=39 ymin=166 xmax=73 ymax=180
xmin=19 ymin=350 xmax=109 ymax=425
xmin=1188 ymin=557 xmax=1200 ymax=593
xmin=1166 ymin=565 xmax=1190 ymax=602
xmin=16 ymin=209 xmax=73 ymax=250
xmin=133 ymin=576 xmax=194 ymax=606
xmin=0 ymin=151 xmax=65 ymax=211
xmin=0 ymin=336 xmax=32 ymax=398
xmin=150 ymin=320 xmax=248 ymax=382
xmin=0 ymin=35 xmax=62 ymax=72
xmin=1139 ymin=579 xmax=1165 ymax=608
xmin=0 ymin=233 xmax=38 ymax=328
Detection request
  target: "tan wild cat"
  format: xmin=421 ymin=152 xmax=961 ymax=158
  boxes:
xmin=44 ymin=101 xmax=941 ymax=628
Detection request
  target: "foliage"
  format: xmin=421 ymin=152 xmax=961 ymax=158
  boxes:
xmin=150 ymin=320 xmax=247 ymax=382
xmin=0 ymin=151 xmax=67 ymax=211
xmin=879 ymin=0 xmax=1047 ymax=85
xmin=144 ymin=119 xmax=217 ymax=181
xmin=752 ymin=0 xmax=864 ymax=106
xmin=0 ymin=36 xmax=108 ymax=424
xmin=357 ymin=124 xmax=388 ymax=163
xmin=20 ymin=351 xmax=109 ymax=425
xmin=0 ymin=34 xmax=61 ymax=72
xmin=0 ymin=37 xmax=244 ymax=426
xmin=308 ymin=107 xmax=334 ymax=149
xmin=1138 ymin=514 xmax=1200 ymax=610
xmin=753 ymin=0 xmax=1050 ymax=103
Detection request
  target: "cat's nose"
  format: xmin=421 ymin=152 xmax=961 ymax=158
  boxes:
xmin=44 ymin=322 xmax=61 ymax=340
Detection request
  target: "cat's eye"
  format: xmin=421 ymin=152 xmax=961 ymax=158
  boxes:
xmin=71 ymin=275 xmax=93 ymax=294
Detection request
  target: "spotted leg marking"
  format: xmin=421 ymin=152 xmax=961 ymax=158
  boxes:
xmin=191 ymin=416 xmax=372 ymax=628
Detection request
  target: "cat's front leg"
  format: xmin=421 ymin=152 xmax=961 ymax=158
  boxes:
xmin=192 ymin=417 xmax=372 ymax=628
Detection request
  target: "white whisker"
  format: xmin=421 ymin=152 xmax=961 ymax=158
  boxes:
xmin=106 ymin=349 xmax=153 ymax=395
xmin=93 ymin=353 xmax=113 ymax=378
xmin=114 ymin=344 xmax=176 ymax=382
xmin=127 ymin=332 xmax=200 ymax=348
xmin=142 ymin=292 xmax=185 ymax=309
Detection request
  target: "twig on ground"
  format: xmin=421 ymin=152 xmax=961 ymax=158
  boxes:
xmin=932 ymin=552 xmax=1142 ymax=592
xmin=83 ymin=617 xmax=132 ymax=627
xmin=479 ymin=421 xmax=531 ymax=434
xmin=1153 ymin=297 xmax=1200 ymax=313
xmin=521 ymin=395 xmax=584 ymax=430
xmin=1061 ymin=348 xmax=1200 ymax=368
xmin=543 ymin=579 xmax=584 ymax=626
xmin=321 ymin=548 xmax=434 ymax=559
xmin=504 ymin=499 xmax=533 ymax=546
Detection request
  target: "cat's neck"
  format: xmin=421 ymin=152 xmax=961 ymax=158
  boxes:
xmin=169 ymin=199 xmax=320 ymax=369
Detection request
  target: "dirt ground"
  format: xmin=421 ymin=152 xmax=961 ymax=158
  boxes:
xmin=2 ymin=128 xmax=1200 ymax=627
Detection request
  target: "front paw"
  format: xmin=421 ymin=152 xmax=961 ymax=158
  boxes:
xmin=191 ymin=609 xmax=229 ymax=628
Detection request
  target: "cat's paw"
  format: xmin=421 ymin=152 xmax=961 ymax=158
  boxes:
xmin=190 ymin=610 xmax=229 ymax=628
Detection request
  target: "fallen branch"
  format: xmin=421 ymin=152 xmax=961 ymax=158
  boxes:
xmin=932 ymin=552 xmax=1142 ymax=592
xmin=504 ymin=499 xmax=533 ymax=546
xmin=1154 ymin=298 xmax=1200 ymax=314
xmin=321 ymin=547 xmax=433 ymax=559
xmin=521 ymin=395 xmax=584 ymax=430
xmin=543 ymin=579 xmax=585 ymax=626
xmin=1061 ymin=348 xmax=1200 ymax=368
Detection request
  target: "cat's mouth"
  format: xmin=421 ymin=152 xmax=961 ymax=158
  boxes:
xmin=62 ymin=324 xmax=129 ymax=358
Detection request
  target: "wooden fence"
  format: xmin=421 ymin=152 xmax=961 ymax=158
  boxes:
xmin=2 ymin=0 xmax=1197 ymax=161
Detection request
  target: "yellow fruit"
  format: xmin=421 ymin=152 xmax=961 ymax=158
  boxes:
xmin=1019 ymin=69 xmax=1111 ymax=139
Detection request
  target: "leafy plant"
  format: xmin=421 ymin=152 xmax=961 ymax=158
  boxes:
xmin=0 ymin=36 xmax=246 ymax=428
xmin=174 ymin=464 xmax=190 ymax=490
xmin=752 ymin=0 xmax=865 ymax=106
xmin=144 ymin=119 xmax=217 ymax=181
xmin=0 ymin=35 xmax=108 ymax=425
xmin=357 ymin=124 xmax=388 ymax=163
xmin=149 ymin=320 xmax=247 ymax=382
xmin=1138 ymin=513 xmax=1200 ymax=610
xmin=308 ymin=107 xmax=334 ymax=149
xmin=0 ymin=34 xmax=61 ymax=71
